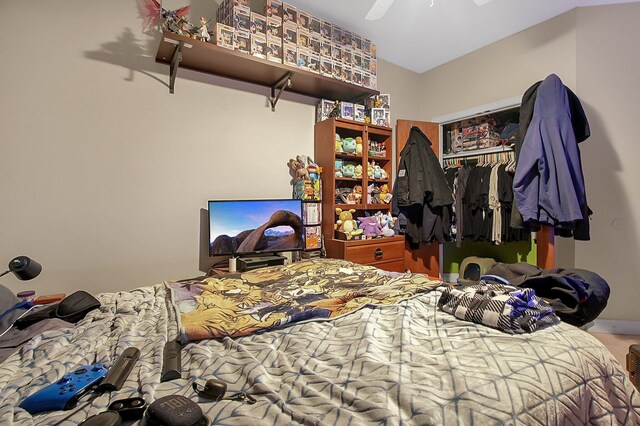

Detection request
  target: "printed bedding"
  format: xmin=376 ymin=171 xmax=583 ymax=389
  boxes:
xmin=1 ymin=259 xmax=639 ymax=425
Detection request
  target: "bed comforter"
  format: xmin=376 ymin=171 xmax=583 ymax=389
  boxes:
xmin=1 ymin=260 xmax=639 ymax=425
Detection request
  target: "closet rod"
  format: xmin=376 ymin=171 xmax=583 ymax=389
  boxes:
xmin=442 ymin=145 xmax=513 ymax=160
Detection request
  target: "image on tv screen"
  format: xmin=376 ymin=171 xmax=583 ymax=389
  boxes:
xmin=209 ymin=199 xmax=304 ymax=255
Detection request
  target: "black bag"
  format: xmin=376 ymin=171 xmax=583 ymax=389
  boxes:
xmin=15 ymin=291 xmax=100 ymax=330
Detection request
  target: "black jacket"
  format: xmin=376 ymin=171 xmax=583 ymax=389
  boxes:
xmin=393 ymin=127 xmax=454 ymax=246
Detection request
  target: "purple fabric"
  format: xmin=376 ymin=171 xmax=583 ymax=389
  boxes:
xmin=513 ymin=74 xmax=587 ymax=225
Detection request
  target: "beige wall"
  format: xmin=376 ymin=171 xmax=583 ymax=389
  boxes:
xmin=0 ymin=1 xmax=416 ymax=296
xmin=574 ymin=3 xmax=640 ymax=321
xmin=418 ymin=4 xmax=640 ymax=321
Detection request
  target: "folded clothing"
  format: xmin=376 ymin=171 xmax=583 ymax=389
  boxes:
xmin=437 ymin=282 xmax=559 ymax=333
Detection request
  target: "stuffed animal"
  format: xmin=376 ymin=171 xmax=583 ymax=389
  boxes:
xmin=341 ymin=163 xmax=355 ymax=178
xmin=287 ymin=158 xmax=307 ymax=180
xmin=355 ymin=137 xmax=363 ymax=155
xmin=354 ymin=164 xmax=363 ymax=178
xmin=373 ymin=164 xmax=383 ymax=180
xmin=358 ymin=216 xmax=382 ymax=237
xmin=371 ymin=185 xmax=382 ymax=204
xmin=353 ymin=185 xmax=363 ymax=203
xmin=342 ymin=138 xmax=356 ymax=153
xmin=335 ymin=159 xmax=343 ymax=177
xmin=335 ymin=133 xmax=343 ymax=152
xmin=379 ymin=184 xmax=392 ymax=203
xmin=366 ymin=183 xmax=375 ymax=204
xmin=367 ymin=162 xmax=374 ymax=179
xmin=378 ymin=212 xmax=396 ymax=237
xmin=335 ymin=208 xmax=363 ymax=240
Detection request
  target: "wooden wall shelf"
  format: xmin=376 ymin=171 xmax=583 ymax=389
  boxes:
xmin=155 ymin=31 xmax=379 ymax=108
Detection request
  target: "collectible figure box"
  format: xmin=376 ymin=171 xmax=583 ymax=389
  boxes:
xmin=283 ymin=42 xmax=297 ymax=67
xmin=251 ymin=34 xmax=267 ymax=59
xmin=332 ymin=62 xmax=342 ymax=80
xmin=340 ymin=102 xmax=354 ymax=120
xmin=370 ymin=58 xmax=377 ymax=76
xmin=352 ymin=34 xmax=362 ymax=51
xmin=283 ymin=3 xmax=297 ymax=25
xmin=233 ymin=0 xmax=248 ymax=5
xmin=316 ymin=99 xmax=334 ymax=122
xmin=309 ymin=16 xmax=321 ymax=36
xmin=297 ymin=28 xmax=310 ymax=49
xmin=320 ymin=39 xmax=332 ymax=58
xmin=304 ymin=226 xmax=322 ymax=250
xmin=332 ymin=44 xmax=342 ymax=62
xmin=363 ymin=38 xmax=371 ymax=56
xmin=342 ymin=65 xmax=352 ymax=83
xmin=362 ymin=55 xmax=371 ymax=75
xmin=342 ymin=30 xmax=352 ymax=47
xmin=267 ymin=16 xmax=282 ymax=38
xmin=283 ymin=22 xmax=297 ymax=44
xmin=372 ymin=108 xmax=386 ymax=127
xmin=309 ymin=34 xmax=321 ymax=55
xmin=371 ymin=74 xmax=377 ymax=90
xmin=303 ymin=202 xmax=321 ymax=225
xmin=265 ymin=0 xmax=283 ymax=18
xmin=353 ymin=67 xmax=362 ymax=86
xmin=214 ymin=23 xmax=235 ymax=50
xmin=353 ymin=51 xmax=362 ymax=69
xmin=234 ymin=29 xmax=250 ymax=54
xmin=296 ymin=47 xmax=310 ymax=70
xmin=321 ymin=20 xmax=332 ymax=40
xmin=370 ymin=42 xmax=377 ymax=59
xmin=297 ymin=10 xmax=309 ymax=30
xmin=232 ymin=5 xmax=251 ymax=32
xmin=332 ymin=25 xmax=342 ymax=45
xmin=250 ymin=12 xmax=267 ymax=36
xmin=362 ymin=72 xmax=371 ymax=89
xmin=354 ymin=104 xmax=365 ymax=122
xmin=320 ymin=57 xmax=333 ymax=77
xmin=267 ymin=36 xmax=282 ymax=63
xmin=309 ymin=52 xmax=320 ymax=74
xmin=341 ymin=47 xmax=352 ymax=66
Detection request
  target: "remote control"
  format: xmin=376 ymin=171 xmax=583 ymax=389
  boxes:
xmin=98 ymin=347 xmax=140 ymax=392
xmin=160 ymin=340 xmax=182 ymax=382
xmin=19 ymin=363 xmax=108 ymax=414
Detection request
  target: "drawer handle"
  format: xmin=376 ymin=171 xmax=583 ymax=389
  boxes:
xmin=374 ymin=248 xmax=383 ymax=259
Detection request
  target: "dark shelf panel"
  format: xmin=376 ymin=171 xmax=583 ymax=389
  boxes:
xmin=156 ymin=31 xmax=379 ymax=101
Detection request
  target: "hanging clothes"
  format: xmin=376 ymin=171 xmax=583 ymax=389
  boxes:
xmin=512 ymin=74 xmax=592 ymax=240
xmin=393 ymin=127 xmax=454 ymax=246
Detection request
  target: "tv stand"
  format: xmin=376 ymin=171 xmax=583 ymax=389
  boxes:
xmin=237 ymin=255 xmax=287 ymax=272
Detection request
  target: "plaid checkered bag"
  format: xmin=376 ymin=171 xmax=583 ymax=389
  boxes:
xmin=437 ymin=282 xmax=560 ymax=333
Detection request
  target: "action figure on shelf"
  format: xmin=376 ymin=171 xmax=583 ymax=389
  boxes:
xmin=198 ymin=17 xmax=211 ymax=42
xmin=137 ymin=0 xmax=191 ymax=35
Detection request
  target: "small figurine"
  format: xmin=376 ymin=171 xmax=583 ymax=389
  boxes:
xmin=329 ymin=101 xmax=341 ymax=118
xmin=354 ymin=164 xmax=363 ymax=179
xmin=355 ymin=137 xmax=363 ymax=155
xmin=198 ymin=17 xmax=211 ymax=42
xmin=353 ymin=185 xmax=363 ymax=203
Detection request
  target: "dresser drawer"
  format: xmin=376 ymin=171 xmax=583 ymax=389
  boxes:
xmin=369 ymin=259 xmax=406 ymax=272
xmin=344 ymin=239 xmax=404 ymax=265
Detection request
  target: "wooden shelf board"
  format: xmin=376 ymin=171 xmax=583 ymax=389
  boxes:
xmin=156 ymin=31 xmax=379 ymax=100
xmin=335 ymin=177 xmax=362 ymax=182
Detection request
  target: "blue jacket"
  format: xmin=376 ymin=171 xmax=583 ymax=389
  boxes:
xmin=513 ymin=74 xmax=590 ymax=237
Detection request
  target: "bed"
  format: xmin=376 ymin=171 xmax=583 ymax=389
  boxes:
xmin=1 ymin=259 xmax=638 ymax=425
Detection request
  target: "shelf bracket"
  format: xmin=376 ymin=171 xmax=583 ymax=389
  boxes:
xmin=269 ymin=72 xmax=293 ymax=112
xmin=169 ymin=41 xmax=184 ymax=94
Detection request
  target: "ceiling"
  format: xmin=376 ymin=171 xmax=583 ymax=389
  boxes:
xmin=286 ymin=0 xmax=639 ymax=73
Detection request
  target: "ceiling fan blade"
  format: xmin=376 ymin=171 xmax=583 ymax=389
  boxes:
xmin=365 ymin=0 xmax=394 ymax=21
xmin=473 ymin=0 xmax=494 ymax=5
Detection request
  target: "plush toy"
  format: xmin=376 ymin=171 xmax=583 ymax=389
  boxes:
xmin=366 ymin=183 xmax=375 ymax=204
xmin=335 ymin=159 xmax=343 ymax=177
xmin=379 ymin=184 xmax=393 ymax=203
xmin=367 ymin=162 xmax=374 ymax=179
xmin=355 ymin=137 xmax=363 ymax=155
xmin=378 ymin=212 xmax=396 ymax=237
xmin=358 ymin=216 xmax=382 ymax=237
xmin=341 ymin=163 xmax=355 ymax=178
xmin=371 ymin=185 xmax=382 ymax=204
xmin=342 ymin=138 xmax=356 ymax=153
xmin=335 ymin=133 xmax=343 ymax=153
xmin=287 ymin=158 xmax=307 ymax=180
xmin=335 ymin=208 xmax=363 ymax=240
xmin=380 ymin=168 xmax=388 ymax=180
xmin=373 ymin=164 xmax=383 ymax=180
xmin=354 ymin=164 xmax=363 ymax=178
xmin=353 ymin=185 xmax=363 ymax=203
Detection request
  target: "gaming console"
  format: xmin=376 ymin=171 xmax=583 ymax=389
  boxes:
xmin=237 ymin=255 xmax=286 ymax=271
xmin=19 ymin=363 xmax=108 ymax=414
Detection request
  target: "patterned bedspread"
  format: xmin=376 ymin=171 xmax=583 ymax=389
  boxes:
xmin=167 ymin=259 xmax=441 ymax=340
xmin=1 ymin=259 xmax=639 ymax=425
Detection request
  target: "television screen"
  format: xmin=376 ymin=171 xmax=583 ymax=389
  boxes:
xmin=209 ymin=199 xmax=304 ymax=256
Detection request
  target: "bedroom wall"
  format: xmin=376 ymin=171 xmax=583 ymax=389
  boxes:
xmin=0 ymin=1 xmax=418 ymax=295
xmin=418 ymin=4 xmax=640 ymax=322
xmin=574 ymin=3 xmax=640 ymax=322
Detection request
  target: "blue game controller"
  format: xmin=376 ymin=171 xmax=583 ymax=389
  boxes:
xmin=19 ymin=363 xmax=108 ymax=414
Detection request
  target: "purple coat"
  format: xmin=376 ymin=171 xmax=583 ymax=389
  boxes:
xmin=513 ymin=74 xmax=588 ymax=228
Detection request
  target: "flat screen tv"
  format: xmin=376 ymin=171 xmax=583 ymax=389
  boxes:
xmin=208 ymin=199 xmax=304 ymax=256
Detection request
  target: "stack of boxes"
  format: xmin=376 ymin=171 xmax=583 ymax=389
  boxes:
xmin=316 ymin=94 xmax=390 ymax=126
xmin=212 ymin=0 xmax=377 ymax=90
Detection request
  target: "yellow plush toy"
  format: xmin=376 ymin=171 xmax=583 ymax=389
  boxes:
xmin=335 ymin=208 xmax=363 ymax=240
xmin=355 ymin=137 xmax=363 ymax=155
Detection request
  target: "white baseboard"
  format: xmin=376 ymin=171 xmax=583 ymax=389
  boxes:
xmin=586 ymin=319 xmax=640 ymax=335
